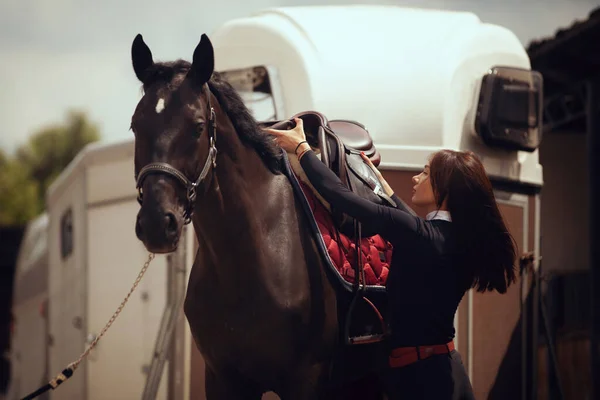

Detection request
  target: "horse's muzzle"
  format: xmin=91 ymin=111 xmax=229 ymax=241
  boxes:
xmin=135 ymin=208 xmax=182 ymax=253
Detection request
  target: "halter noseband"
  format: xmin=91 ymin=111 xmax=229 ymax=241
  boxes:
xmin=134 ymin=83 xmax=218 ymax=224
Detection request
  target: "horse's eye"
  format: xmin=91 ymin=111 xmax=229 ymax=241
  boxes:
xmin=193 ymin=122 xmax=205 ymax=138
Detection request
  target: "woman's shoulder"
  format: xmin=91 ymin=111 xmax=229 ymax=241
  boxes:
xmin=417 ymin=219 xmax=454 ymax=248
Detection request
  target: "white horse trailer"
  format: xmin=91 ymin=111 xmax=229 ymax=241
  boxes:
xmin=211 ymin=7 xmax=542 ymax=398
xmin=22 ymin=5 xmax=542 ymax=400
xmin=44 ymin=140 xmax=197 ymax=400
xmin=8 ymin=213 xmax=49 ymax=400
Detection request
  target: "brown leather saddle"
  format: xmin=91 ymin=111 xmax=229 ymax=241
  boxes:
xmin=262 ymin=111 xmax=398 ymax=346
xmin=260 ymin=111 xmax=396 ymax=238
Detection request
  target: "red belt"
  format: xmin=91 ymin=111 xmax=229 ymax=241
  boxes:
xmin=389 ymin=341 xmax=455 ymax=368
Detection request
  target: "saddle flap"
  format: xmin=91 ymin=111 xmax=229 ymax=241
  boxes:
xmin=345 ymin=153 xmax=397 ymax=207
xmin=345 ymin=153 xmax=382 ymax=190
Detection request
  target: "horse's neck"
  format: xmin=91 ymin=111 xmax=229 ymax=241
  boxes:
xmin=191 ymin=134 xmax=278 ymax=266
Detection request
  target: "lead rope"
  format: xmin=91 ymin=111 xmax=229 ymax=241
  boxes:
xmin=21 ymin=253 xmax=156 ymax=400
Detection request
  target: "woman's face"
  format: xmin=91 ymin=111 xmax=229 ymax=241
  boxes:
xmin=411 ymin=165 xmax=436 ymax=208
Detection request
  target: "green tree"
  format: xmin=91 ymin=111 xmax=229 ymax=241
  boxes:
xmin=0 ymin=110 xmax=101 ymax=226
xmin=0 ymin=158 xmax=39 ymax=226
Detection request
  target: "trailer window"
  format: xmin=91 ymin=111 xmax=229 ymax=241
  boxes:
xmin=60 ymin=208 xmax=73 ymax=259
xmin=217 ymin=66 xmax=283 ymax=121
xmin=475 ymin=66 xmax=543 ymax=152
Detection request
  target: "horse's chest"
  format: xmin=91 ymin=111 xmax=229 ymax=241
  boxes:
xmin=183 ymin=287 xmax=297 ymax=374
xmin=185 ymin=292 xmax=256 ymax=337
xmin=184 ymin=242 xmax=311 ymax=348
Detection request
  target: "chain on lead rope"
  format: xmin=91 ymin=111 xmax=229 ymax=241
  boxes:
xmin=21 ymin=253 xmax=156 ymax=400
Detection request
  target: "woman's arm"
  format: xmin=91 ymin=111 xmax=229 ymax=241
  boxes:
xmin=390 ymin=193 xmax=418 ymax=216
xmin=359 ymin=151 xmax=418 ymax=217
xmin=299 ymin=150 xmax=425 ymax=239
xmin=263 ymin=118 xmax=422 ymax=235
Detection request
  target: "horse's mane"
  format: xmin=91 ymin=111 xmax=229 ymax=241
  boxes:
xmin=142 ymin=60 xmax=282 ymax=174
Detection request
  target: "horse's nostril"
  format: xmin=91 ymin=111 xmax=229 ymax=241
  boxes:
xmin=165 ymin=212 xmax=178 ymax=234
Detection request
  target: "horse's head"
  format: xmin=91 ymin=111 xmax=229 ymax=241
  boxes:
xmin=130 ymin=33 xmax=216 ymax=253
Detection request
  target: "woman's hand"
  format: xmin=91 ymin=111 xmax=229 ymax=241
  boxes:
xmin=360 ymin=152 xmax=383 ymax=179
xmin=360 ymin=152 xmax=395 ymax=197
xmin=264 ymin=118 xmax=309 ymax=155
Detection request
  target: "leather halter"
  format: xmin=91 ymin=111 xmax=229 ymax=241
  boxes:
xmin=135 ymin=83 xmax=218 ymax=225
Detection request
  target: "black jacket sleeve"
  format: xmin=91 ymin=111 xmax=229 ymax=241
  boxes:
xmin=390 ymin=193 xmax=417 ymax=216
xmin=299 ymin=150 xmax=427 ymax=240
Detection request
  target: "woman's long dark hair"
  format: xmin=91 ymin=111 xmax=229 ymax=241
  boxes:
xmin=429 ymin=150 xmax=517 ymax=294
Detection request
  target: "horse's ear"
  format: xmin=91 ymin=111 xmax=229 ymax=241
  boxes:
xmin=131 ymin=34 xmax=154 ymax=83
xmin=188 ymin=34 xmax=214 ymax=86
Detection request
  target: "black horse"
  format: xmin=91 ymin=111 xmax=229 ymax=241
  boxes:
xmin=130 ymin=33 xmax=385 ymax=399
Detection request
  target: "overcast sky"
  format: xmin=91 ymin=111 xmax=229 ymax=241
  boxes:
xmin=1 ymin=0 xmax=597 ymax=153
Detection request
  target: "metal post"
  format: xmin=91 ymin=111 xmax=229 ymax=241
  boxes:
xmin=141 ymin=234 xmax=188 ymax=400
xmin=520 ymin=261 xmax=528 ymax=400
xmin=169 ymin=226 xmax=188 ymax=400
xmin=531 ymin=222 xmax=541 ymax=400
xmin=588 ymin=76 xmax=600 ymax=400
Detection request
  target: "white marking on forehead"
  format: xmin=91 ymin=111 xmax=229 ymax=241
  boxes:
xmin=155 ymin=98 xmax=165 ymax=114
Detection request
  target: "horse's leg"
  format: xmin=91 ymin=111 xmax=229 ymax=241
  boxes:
xmin=205 ymin=367 xmax=262 ymax=400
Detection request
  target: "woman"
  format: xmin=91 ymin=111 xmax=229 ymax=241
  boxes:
xmin=265 ymin=118 xmax=517 ymax=400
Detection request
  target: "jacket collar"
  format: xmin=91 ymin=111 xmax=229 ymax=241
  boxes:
xmin=425 ymin=210 xmax=452 ymax=222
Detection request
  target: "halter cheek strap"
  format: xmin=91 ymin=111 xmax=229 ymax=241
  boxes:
xmin=134 ymin=84 xmax=218 ymax=224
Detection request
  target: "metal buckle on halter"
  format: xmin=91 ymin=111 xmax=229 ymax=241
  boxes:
xmin=210 ymin=137 xmax=217 ymax=168
xmin=187 ymin=183 xmax=198 ymax=204
xmin=183 ymin=211 xmax=193 ymax=225
xmin=182 ymin=183 xmax=198 ymax=225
